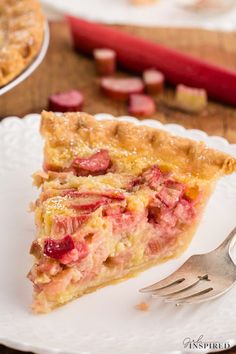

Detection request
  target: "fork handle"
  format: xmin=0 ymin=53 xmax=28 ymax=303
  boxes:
xmin=217 ymin=226 xmax=236 ymax=253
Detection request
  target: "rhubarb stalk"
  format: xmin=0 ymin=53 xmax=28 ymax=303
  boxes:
xmin=67 ymin=15 xmax=236 ymax=106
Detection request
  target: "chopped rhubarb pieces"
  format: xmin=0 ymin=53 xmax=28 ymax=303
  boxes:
xmin=157 ymin=180 xmax=185 ymax=208
xmin=44 ymin=235 xmax=75 ymax=260
xmin=48 ymin=90 xmax=84 ymax=112
xmin=60 ymin=241 xmax=88 ymax=265
xmin=127 ymin=165 xmax=165 ymax=192
xmin=76 ymin=240 xmax=89 ymax=260
xmin=164 ymin=180 xmax=186 ymax=192
xmin=51 ymin=215 xmax=89 ymax=236
xmin=62 ymin=189 xmax=125 ymax=201
xmin=72 ymin=149 xmax=111 ymax=176
xmin=174 ymin=197 xmax=195 ymax=223
xmin=142 ymin=165 xmax=162 ymax=189
xmin=100 ymin=77 xmax=144 ymax=101
xmin=175 ymin=84 xmax=207 ymax=113
xmin=99 ymin=190 xmax=125 ymax=200
xmin=126 ymin=177 xmax=142 ymax=192
xmin=106 ymin=210 xmax=136 ymax=233
xmin=143 ymin=69 xmax=164 ymax=95
xmin=148 ymin=204 xmax=178 ymax=229
xmin=93 ymin=48 xmax=116 ymax=75
xmin=128 ymin=94 xmax=156 ymax=117
xmin=103 ymin=204 xmax=125 ymax=217
xmin=146 ymin=239 xmax=160 ymax=255
xmin=157 ymin=188 xmax=181 ymax=209
xmin=70 ymin=196 xmax=109 ymax=212
xmin=148 ymin=193 xmax=195 ymax=228
xmin=69 ymin=190 xmax=126 ymax=214
xmin=67 ymin=16 xmax=236 ymax=105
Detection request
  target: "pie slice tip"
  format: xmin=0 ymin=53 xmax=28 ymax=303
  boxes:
xmin=28 ymin=111 xmax=236 ymax=313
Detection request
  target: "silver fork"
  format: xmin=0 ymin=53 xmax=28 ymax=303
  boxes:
xmin=140 ymin=227 xmax=236 ymax=304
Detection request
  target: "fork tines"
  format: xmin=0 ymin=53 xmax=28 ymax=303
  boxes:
xmin=140 ymin=273 xmax=216 ymax=304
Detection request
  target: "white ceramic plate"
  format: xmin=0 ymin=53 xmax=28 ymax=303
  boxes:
xmin=0 ymin=113 xmax=236 ymax=354
xmin=0 ymin=22 xmax=50 ymax=96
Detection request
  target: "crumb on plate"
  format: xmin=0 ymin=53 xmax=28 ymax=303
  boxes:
xmin=135 ymin=302 xmax=150 ymax=311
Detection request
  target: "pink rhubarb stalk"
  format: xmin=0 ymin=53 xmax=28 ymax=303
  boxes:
xmin=67 ymin=15 xmax=236 ymax=106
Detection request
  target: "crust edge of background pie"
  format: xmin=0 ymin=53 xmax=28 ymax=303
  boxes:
xmin=0 ymin=0 xmax=45 ymax=87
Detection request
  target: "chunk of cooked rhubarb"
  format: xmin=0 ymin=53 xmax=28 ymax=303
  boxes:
xmin=72 ymin=150 xmax=111 ymax=176
xmin=128 ymin=93 xmax=156 ymax=117
xmin=70 ymin=195 xmax=110 ymax=212
xmin=93 ymin=48 xmax=116 ymax=75
xmin=157 ymin=180 xmax=185 ymax=208
xmin=100 ymin=77 xmax=144 ymax=101
xmin=68 ymin=190 xmax=126 ymax=215
xmin=175 ymin=84 xmax=207 ymax=113
xmin=43 ymin=235 xmax=89 ymax=264
xmin=105 ymin=208 xmax=137 ymax=233
xmin=44 ymin=235 xmax=75 ymax=260
xmin=143 ymin=69 xmax=164 ymax=95
xmin=148 ymin=189 xmax=195 ymax=228
xmin=62 ymin=189 xmax=125 ymax=201
xmin=60 ymin=241 xmax=89 ymax=265
xmin=51 ymin=215 xmax=89 ymax=236
xmin=48 ymin=90 xmax=84 ymax=112
xmin=174 ymin=197 xmax=196 ymax=222
xmin=141 ymin=165 xmax=163 ymax=189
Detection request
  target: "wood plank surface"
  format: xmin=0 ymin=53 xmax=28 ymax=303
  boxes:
xmin=1 ymin=20 xmax=236 ymax=354
xmin=1 ymin=21 xmax=236 ymax=143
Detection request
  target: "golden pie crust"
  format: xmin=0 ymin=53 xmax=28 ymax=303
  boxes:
xmin=0 ymin=0 xmax=45 ymax=87
xmin=41 ymin=110 xmax=236 ymax=181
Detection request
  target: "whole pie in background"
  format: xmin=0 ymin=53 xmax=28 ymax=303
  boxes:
xmin=0 ymin=0 xmax=45 ymax=87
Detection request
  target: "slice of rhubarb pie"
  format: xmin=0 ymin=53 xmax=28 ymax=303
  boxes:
xmin=28 ymin=111 xmax=236 ymax=313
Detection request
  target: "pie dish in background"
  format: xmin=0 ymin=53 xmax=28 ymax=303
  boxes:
xmin=0 ymin=0 xmax=45 ymax=87
xmin=28 ymin=111 xmax=236 ymax=313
